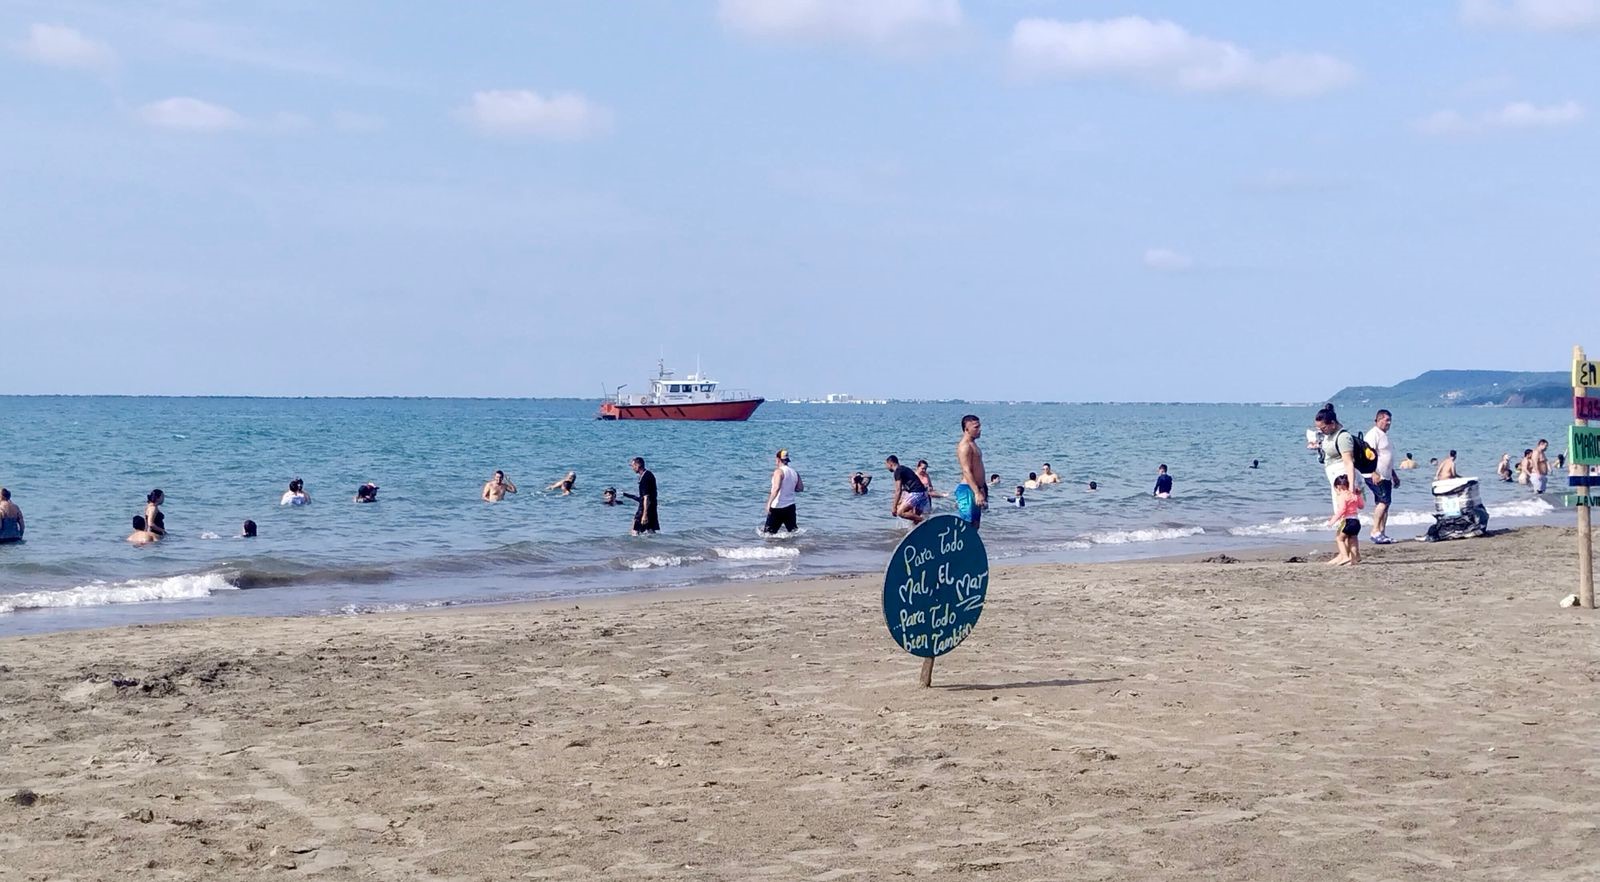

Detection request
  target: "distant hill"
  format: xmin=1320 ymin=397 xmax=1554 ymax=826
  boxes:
xmin=1330 ymin=370 xmax=1570 ymax=408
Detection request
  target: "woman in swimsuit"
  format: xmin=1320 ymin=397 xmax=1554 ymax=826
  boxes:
xmin=915 ymin=460 xmax=947 ymax=499
xmin=546 ymin=472 xmax=577 ymax=496
xmin=144 ymin=489 xmax=166 ymax=536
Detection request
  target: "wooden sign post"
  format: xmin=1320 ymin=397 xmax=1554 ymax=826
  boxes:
xmin=1571 ymin=346 xmax=1597 ymax=609
xmin=882 ymin=514 xmax=989 ymax=688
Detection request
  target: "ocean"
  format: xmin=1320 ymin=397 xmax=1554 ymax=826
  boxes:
xmin=0 ymin=397 xmax=1573 ymax=636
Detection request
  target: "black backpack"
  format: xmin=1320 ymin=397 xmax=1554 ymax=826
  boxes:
xmin=1347 ymin=430 xmax=1379 ymax=475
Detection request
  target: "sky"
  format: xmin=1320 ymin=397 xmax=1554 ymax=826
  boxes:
xmin=2 ymin=0 xmax=1597 ymax=401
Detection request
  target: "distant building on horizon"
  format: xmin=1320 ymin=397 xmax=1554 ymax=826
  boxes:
xmin=783 ymin=393 xmax=889 ymax=405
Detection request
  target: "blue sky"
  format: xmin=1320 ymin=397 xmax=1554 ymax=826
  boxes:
xmin=3 ymin=0 xmax=1597 ymax=401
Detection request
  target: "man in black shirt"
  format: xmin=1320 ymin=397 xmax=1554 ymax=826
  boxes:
xmin=885 ymin=455 xmax=930 ymax=525
xmin=626 ymin=456 xmax=659 ymax=534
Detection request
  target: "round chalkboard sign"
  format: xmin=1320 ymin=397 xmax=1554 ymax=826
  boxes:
xmin=882 ymin=514 xmax=990 ymax=659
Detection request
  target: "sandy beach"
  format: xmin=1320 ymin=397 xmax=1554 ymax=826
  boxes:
xmin=3 ymin=525 xmax=1598 ymax=880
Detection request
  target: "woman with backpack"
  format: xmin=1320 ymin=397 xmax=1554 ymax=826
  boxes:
xmin=1314 ymin=403 xmax=1364 ymax=514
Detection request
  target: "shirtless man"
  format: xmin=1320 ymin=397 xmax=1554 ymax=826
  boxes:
xmin=0 ymin=488 xmax=23 ymax=542
xmin=1530 ymin=439 xmax=1550 ymax=494
xmin=1435 ymin=451 xmax=1458 ymax=481
xmin=546 ymin=472 xmax=577 ymax=496
xmin=482 ymin=470 xmax=518 ymax=502
xmin=1038 ymin=463 xmax=1061 ymax=485
xmin=127 ymin=515 xmax=159 ymax=545
xmin=956 ymin=414 xmax=988 ymax=530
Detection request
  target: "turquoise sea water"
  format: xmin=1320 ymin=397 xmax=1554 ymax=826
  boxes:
xmin=0 ymin=397 xmax=1574 ymax=636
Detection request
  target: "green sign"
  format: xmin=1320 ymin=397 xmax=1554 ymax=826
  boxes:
xmin=1571 ymin=424 xmax=1600 ymax=467
xmin=882 ymin=514 xmax=989 ymax=659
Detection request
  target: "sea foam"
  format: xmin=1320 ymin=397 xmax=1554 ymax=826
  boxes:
xmin=625 ymin=554 xmax=702 ymax=570
xmin=1083 ymin=526 xmax=1205 ymax=545
xmin=1490 ymin=498 xmax=1556 ymax=519
xmin=714 ymin=546 xmax=800 ymax=561
xmin=0 ymin=572 xmax=238 ymax=615
xmin=1228 ymin=516 xmax=1320 ymax=537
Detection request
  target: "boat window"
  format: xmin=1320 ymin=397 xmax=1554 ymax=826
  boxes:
xmin=670 ymin=384 xmax=682 ymax=393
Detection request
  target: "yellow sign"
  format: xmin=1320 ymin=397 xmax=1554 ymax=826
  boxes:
xmin=1576 ymin=359 xmax=1600 ymax=389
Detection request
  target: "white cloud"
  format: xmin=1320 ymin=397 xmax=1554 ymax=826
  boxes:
xmin=719 ymin=0 xmax=962 ymax=49
xmin=135 ymin=97 xmax=244 ymax=132
xmin=1414 ymin=100 xmax=1584 ymax=134
xmin=1461 ymin=0 xmax=1600 ymax=31
xmin=1143 ymin=248 xmax=1194 ymax=272
xmin=17 ymin=23 xmax=116 ymax=70
xmin=1010 ymin=17 xmax=1355 ymax=98
xmin=459 ymin=90 xmax=612 ymax=140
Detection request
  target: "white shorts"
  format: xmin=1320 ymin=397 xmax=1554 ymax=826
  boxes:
xmin=1532 ymin=472 xmax=1547 ymax=493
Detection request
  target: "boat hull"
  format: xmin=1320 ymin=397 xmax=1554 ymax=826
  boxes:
xmin=598 ymin=398 xmax=764 ymax=421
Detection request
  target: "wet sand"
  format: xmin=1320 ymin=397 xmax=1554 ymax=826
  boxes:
xmin=3 ymin=525 xmax=1598 ymax=880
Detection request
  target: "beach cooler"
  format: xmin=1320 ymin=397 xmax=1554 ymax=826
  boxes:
xmin=1425 ymin=477 xmax=1489 ymax=541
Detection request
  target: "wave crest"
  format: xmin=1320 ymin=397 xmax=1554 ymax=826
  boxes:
xmin=714 ymin=546 xmax=800 ymax=561
xmin=0 ymin=572 xmax=238 ymax=615
xmin=1082 ymin=526 xmax=1204 ymax=545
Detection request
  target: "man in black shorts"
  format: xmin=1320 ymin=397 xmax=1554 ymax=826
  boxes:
xmin=762 ymin=448 xmax=803 ymax=533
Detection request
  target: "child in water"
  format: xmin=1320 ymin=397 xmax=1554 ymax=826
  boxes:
xmin=1326 ymin=474 xmax=1364 ymax=566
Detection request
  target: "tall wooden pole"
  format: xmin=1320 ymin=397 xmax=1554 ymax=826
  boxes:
xmin=1577 ymin=345 xmax=1595 ymax=609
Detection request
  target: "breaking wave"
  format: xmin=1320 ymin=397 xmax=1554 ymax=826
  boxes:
xmin=0 ymin=573 xmax=238 ymax=615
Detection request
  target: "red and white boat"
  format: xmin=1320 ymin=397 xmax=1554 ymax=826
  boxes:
xmin=598 ymin=361 xmax=764 ymax=421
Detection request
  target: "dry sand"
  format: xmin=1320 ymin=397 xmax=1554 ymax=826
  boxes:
xmin=3 ymin=526 xmax=1598 ymax=881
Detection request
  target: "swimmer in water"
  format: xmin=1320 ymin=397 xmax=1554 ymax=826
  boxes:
xmin=280 ymin=478 xmax=310 ymax=506
xmin=482 ymin=470 xmax=517 ymax=502
xmin=354 ymin=483 xmax=379 ymax=503
xmin=1153 ymin=464 xmax=1173 ymax=498
xmin=0 ymin=488 xmax=23 ymax=542
xmin=851 ymin=472 xmax=872 ymax=495
xmin=127 ymin=515 xmax=159 ymax=545
xmin=1008 ymin=484 xmax=1026 ymax=507
xmin=601 ymin=487 xmax=622 ymax=506
xmin=1038 ymin=464 xmax=1061 ymax=485
xmin=546 ymin=472 xmax=577 ymax=496
xmin=1087 ymin=481 xmax=1098 ymax=492
xmin=144 ymin=489 xmax=166 ymax=536
xmin=242 ymin=519 xmax=257 ymax=538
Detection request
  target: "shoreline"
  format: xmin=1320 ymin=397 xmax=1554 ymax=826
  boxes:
xmin=0 ymin=521 xmax=1411 ymax=639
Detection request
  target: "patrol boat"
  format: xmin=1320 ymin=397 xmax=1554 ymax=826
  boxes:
xmin=598 ymin=361 xmax=764 ymax=421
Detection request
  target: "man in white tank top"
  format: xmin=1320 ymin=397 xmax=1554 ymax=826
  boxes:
xmin=762 ymin=448 xmax=803 ymax=534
